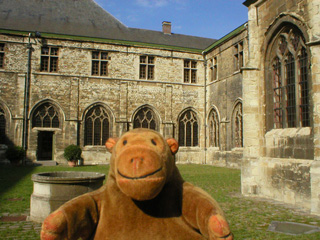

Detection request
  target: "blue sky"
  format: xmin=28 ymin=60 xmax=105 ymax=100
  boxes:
xmin=94 ymin=0 xmax=248 ymax=40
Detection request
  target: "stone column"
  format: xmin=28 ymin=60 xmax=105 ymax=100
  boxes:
xmin=308 ymin=0 xmax=320 ymax=216
xmin=69 ymin=78 xmax=80 ymax=144
xmin=163 ymin=84 xmax=174 ymax=138
xmin=16 ymin=73 xmax=26 ymax=146
xmin=241 ymin=4 xmax=265 ymax=196
xmin=118 ymin=81 xmax=129 ymax=136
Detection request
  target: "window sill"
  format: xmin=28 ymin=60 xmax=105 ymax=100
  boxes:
xmin=178 ymin=146 xmax=201 ymax=152
xmin=31 ymin=127 xmax=61 ymax=132
xmin=83 ymin=145 xmax=106 ymax=151
xmin=231 ymin=147 xmax=243 ymax=152
xmin=265 ymin=127 xmax=312 ymax=138
xmin=233 ymin=70 xmax=241 ymax=75
xmin=36 ymin=71 xmax=61 ymax=76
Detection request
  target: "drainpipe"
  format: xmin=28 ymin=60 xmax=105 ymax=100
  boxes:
xmin=203 ymin=54 xmax=208 ymax=164
xmin=22 ymin=33 xmax=33 ymax=165
xmin=22 ymin=32 xmax=41 ymax=165
xmin=76 ymin=77 xmax=80 ymax=146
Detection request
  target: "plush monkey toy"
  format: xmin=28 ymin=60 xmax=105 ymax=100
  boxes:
xmin=41 ymin=128 xmax=233 ymax=240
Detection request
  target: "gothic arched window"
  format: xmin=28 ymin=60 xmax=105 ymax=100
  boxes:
xmin=179 ymin=110 xmax=199 ymax=147
xmin=133 ymin=107 xmax=157 ymax=130
xmin=84 ymin=105 xmax=110 ymax=146
xmin=32 ymin=103 xmax=60 ymax=128
xmin=267 ymin=26 xmax=310 ymax=129
xmin=209 ymin=108 xmax=219 ymax=147
xmin=232 ymin=103 xmax=243 ymax=148
xmin=0 ymin=107 xmax=6 ymax=144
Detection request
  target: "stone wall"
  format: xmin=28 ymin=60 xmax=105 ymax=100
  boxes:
xmin=205 ymin=27 xmax=247 ymax=168
xmin=242 ymin=0 xmax=320 ymax=215
xmin=242 ymin=157 xmax=313 ymax=210
xmin=0 ymin=35 xmax=210 ymax=165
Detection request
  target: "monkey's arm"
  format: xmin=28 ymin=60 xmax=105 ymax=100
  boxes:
xmin=41 ymin=193 xmax=99 ymax=240
xmin=182 ymin=182 xmax=233 ymax=240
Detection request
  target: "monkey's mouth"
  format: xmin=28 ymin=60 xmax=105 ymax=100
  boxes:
xmin=117 ymin=167 xmax=163 ymax=180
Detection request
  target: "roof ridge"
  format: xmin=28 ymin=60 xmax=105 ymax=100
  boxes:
xmin=91 ymin=0 xmax=128 ymax=29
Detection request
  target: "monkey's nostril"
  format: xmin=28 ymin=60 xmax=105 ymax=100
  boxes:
xmin=131 ymin=159 xmax=134 ymax=163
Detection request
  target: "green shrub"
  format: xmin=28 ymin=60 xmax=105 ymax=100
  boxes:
xmin=6 ymin=145 xmax=25 ymax=163
xmin=64 ymin=144 xmax=82 ymax=161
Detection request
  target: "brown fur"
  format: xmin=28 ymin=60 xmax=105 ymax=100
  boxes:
xmin=41 ymin=129 xmax=233 ymax=240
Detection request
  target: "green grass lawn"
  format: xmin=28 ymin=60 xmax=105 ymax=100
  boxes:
xmin=0 ymin=164 xmax=320 ymax=239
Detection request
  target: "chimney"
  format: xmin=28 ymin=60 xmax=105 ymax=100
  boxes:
xmin=162 ymin=21 xmax=171 ymax=35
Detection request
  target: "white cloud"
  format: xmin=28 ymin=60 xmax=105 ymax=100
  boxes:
xmin=135 ymin=0 xmax=169 ymax=8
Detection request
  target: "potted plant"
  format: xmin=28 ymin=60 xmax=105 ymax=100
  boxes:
xmin=64 ymin=144 xmax=82 ymax=167
xmin=6 ymin=145 xmax=25 ymax=165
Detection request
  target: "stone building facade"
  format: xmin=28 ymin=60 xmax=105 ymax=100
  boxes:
xmin=0 ymin=0 xmax=244 ymax=167
xmin=204 ymin=25 xmax=248 ymax=168
xmin=241 ymin=0 xmax=320 ymax=215
xmin=0 ymin=34 xmax=207 ymax=164
xmin=1 ymin=0 xmax=320 ymax=215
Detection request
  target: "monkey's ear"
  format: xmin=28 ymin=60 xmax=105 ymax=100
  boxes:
xmin=105 ymin=138 xmax=118 ymax=153
xmin=166 ymin=138 xmax=179 ymax=154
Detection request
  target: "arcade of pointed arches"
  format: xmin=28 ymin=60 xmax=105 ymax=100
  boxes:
xmin=0 ymin=100 xmax=243 ymax=151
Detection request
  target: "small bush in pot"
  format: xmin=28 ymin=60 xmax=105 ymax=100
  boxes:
xmin=64 ymin=145 xmax=82 ymax=166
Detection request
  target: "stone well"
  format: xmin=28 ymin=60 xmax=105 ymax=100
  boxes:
xmin=30 ymin=171 xmax=105 ymax=223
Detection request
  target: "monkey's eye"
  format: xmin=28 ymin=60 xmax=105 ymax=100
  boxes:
xmin=151 ymin=139 xmax=157 ymax=146
xmin=123 ymin=140 xmax=127 ymax=145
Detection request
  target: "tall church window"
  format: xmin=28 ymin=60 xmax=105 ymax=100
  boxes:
xmin=268 ymin=26 xmax=310 ymax=129
xmin=84 ymin=105 xmax=110 ymax=146
xmin=184 ymin=60 xmax=197 ymax=83
xmin=209 ymin=108 xmax=219 ymax=147
xmin=40 ymin=47 xmax=59 ymax=72
xmin=0 ymin=43 xmax=4 ymax=68
xmin=92 ymin=51 xmax=108 ymax=76
xmin=133 ymin=107 xmax=157 ymax=130
xmin=232 ymin=102 xmax=243 ymax=148
xmin=0 ymin=107 xmax=6 ymax=144
xmin=140 ymin=56 xmax=154 ymax=80
xmin=179 ymin=110 xmax=199 ymax=147
xmin=32 ymin=103 xmax=60 ymax=128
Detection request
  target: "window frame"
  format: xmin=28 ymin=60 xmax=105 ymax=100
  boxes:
xmin=232 ymin=102 xmax=243 ymax=148
xmin=266 ymin=26 xmax=310 ymax=130
xmin=84 ymin=105 xmax=110 ymax=146
xmin=139 ymin=55 xmax=155 ymax=80
xmin=32 ymin=103 xmax=60 ymax=128
xmin=133 ymin=107 xmax=158 ymax=131
xmin=91 ymin=51 xmax=109 ymax=76
xmin=234 ymin=41 xmax=243 ymax=72
xmin=40 ymin=46 xmax=59 ymax=72
xmin=210 ymin=56 xmax=218 ymax=81
xmin=0 ymin=43 xmax=5 ymax=69
xmin=184 ymin=60 xmax=197 ymax=83
xmin=208 ymin=108 xmax=219 ymax=147
xmin=178 ymin=109 xmax=199 ymax=147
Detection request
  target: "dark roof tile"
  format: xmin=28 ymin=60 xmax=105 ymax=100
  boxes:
xmin=0 ymin=0 xmax=215 ymax=50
